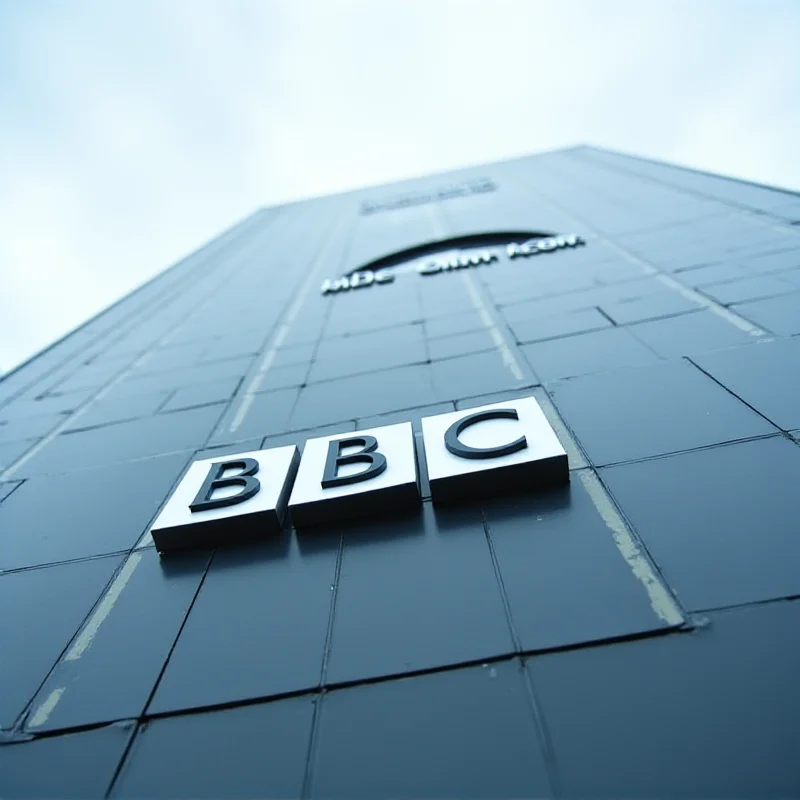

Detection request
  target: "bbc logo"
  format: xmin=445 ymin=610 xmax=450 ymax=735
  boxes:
xmin=150 ymin=396 xmax=568 ymax=553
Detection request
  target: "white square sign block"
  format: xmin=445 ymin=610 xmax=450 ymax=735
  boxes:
xmin=150 ymin=446 xmax=299 ymax=553
xmin=421 ymin=396 xmax=568 ymax=503
xmin=289 ymin=422 xmax=419 ymax=527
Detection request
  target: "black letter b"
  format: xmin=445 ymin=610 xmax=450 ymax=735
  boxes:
xmin=189 ymin=458 xmax=261 ymax=512
xmin=321 ymin=436 xmax=387 ymax=489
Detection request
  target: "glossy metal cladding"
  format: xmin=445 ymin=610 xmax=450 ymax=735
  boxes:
xmin=5 ymin=147 xmax=800 ymax=799
xmin=320 ymin=233 xmax=585 ymax=294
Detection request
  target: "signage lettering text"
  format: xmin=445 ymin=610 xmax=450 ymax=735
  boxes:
xmin=151 ymin=396 xmax=568 ymax=553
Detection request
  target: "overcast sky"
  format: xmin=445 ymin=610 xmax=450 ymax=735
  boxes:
xmin=1 ymin=0 xmax=799 ymax=373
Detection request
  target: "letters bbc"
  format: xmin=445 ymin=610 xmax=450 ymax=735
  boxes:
xmin=149 ymin=396 xmax=567 ymax=553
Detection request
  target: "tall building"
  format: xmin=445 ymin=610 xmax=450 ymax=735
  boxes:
xmin=1 ymin=146 xmax=800 ymax=797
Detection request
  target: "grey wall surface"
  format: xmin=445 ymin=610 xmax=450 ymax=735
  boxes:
xmin=2 ymin=146 xmax=800 ymax=798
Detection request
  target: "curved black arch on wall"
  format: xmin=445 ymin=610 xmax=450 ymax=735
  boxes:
xmin=346 ymin=230 xmax=556 ymax=277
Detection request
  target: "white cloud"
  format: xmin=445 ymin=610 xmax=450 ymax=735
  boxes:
xmin=1 ymin=0 xmax=798 ymax=372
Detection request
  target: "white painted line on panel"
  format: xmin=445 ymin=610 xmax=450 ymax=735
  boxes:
xmin=652 ymin=273 xmax=766 ymax=336
xmin=533 ymin=389 xmax=588 ymax=470
xmin=227 ymin=217 xmax=348 ymax=434
xmin=64 ymin=552 xmax=144 ymax=662
xmin=425 ymin=200 xmax=526 ymax=382
xmin=228 ymin=325 xmax=289 ymax=433
xmin=460 ymin=272 xmax=525 ymax=381
xmin=27 ymin=687 xmax=65 ymax=729
xmin=506 ymin=170 xmax=770 ymax=339
xmin=529 ymin=374 xmax=683 ymax=626
xmin=602 ymin=245 xmax=767 ymax=337
xmin=579 ymin=470 xmax=684 ymax=626
xmin=26 ymin=552 xmax=144 ymax=729
xmin=134 ymin=531 xmax=154 ymax=550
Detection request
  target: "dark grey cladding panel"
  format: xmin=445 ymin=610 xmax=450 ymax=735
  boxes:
xmin=424 ymin=309 xmax=485 ymax=338
xmin=506 ymin=306 xmax=612 ymax=345
xmin=105 ymin=355 xmax=256 ymax=400
xmin=614 ymin=224 xmax=796 ymax=271
xmin=734 ymin=291 xmax=800 ymax=335
xmin=582 ymin=145 xmax=800 ymax=217
xmin=159 ymin=376 xmax=242 ymax=413
xmin=325 ymin=504 xmax=513 ymax=685
xmin=419 ymin=274 xmax=478 ymax=318
xmin=279 ymin=317 xmax=326 ymax=348
xmin=311 ymin=659 xmax=551 ymax=799
xmin=148 ymin=536 xmax=337 ymax=714
xmin=0 ymin=451 xmax=190 ymax=570
xmin=521 ymin=326 xmax=660 ymax=383
xmin=601 ymin=436 xmax=800 ymax=611
xmin=0 ymin=554 xmax=122 ymax=729
xmin=0 ymin=438 xmax=35 ymax=472
xmin=26 ymin=548 xmax=211 ymax=733
xmin=482 ymin=477 xmax=678 ymax=652
xmin=678 ymin=259 xmax=756 ymax=286
xmin=599 ymin=289 xmax=701 ymax=325
xmin=198 ymin=329 xmax=270 ymax=362
xmin=739 ymin=246 xmax=800 ymax=273
xmin=627 ymin=309 xmax=754 ymax=358
xmin=129 ymin=342 xmax=210 ymax=375
xmin=251 ymin=363 xmax=308 ymax=394
xmin=356 ymin=401 xmax=455 ymax=432
xmin=290 ymin=365 xmax=436 ymax=431
xmin=700 ymin=273 xmax=797 ymax=305
xmin=208 ymin=386 xmax=300 ymax=446
xmin=0 ymin=722 xmax=134 ymax=799
xmin=269 ymin=343 xmax=316 ymax=369
xmin=323 ymin=286 xmax=424 ymax=338
xmin=63 ymin=391 xmax=170 ymax=432
xmin=438 ymin=180 xmax=576 ymax=237
xmin=430 ymin=350 xmax=536 ymax=400
xmin=46 ymin=355 xmax=134 ymax=395
xmin=308 ymin=325 xmax=427 ymax=383
xmin=691 ymin=336 xmax=800 ymax=430
xmin=527 ymin=600 xmax=800 ymax=797
xmin=427 ymin=328 xmax=496 ymax=360
xmin=112 ymin=698 xmax=313 ymax=799
xmin=0 ymin=412 xmax=66 ymax=444
xmin=259 ymin=421 xmax=357 ymax=451
xmin=548 ymin=358 xmax=776 ymax=466
xmin=0 ymin=389 xmax=96 ymax=420
xmin=15 ymin=404 xmax=224 ymax=477
xmin=497 ymin=290 xmax=611 ymax=325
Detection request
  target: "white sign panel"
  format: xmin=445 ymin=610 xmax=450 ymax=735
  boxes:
xmin=150 ymin=446 xmax=299 ymax=552
xmin=288 ymin=422 xmax=419 ymax=527
xmin=420 ymin=397 xmax=568 ymax=503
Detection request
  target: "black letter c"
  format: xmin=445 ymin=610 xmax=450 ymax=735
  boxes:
xmin=444 ymin=409 xmax=528 ymax=460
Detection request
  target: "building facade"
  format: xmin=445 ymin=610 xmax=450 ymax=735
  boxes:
xmin=1 ymin=146 xmax=800 ymax=797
